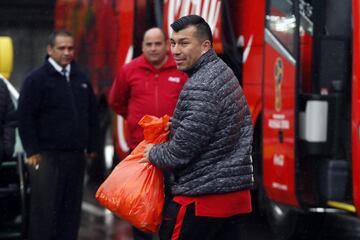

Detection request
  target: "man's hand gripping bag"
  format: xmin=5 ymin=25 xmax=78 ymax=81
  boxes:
xmin=95 ymin=115 xmax=170 ymax=233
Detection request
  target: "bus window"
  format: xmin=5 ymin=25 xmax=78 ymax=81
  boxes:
xmin=266 ymin=0 xmax=296 ymax=56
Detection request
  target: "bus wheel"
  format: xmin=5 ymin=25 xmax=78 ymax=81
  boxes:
xmin=265 ymin=200 xmax=323 ymax=240
xmin=266 ymin=200 xmax=298 ymax=240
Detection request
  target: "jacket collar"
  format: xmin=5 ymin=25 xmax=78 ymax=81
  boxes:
xmin=48 ymin=57 xmax=71 ymax=75
xmin=184 ymin=49 xmax=217 ymax=77
xmin=44 ymin=57 xmax=79 ymax=77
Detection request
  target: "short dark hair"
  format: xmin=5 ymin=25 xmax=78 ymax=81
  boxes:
xmin=48 ymin=30 xmax=73 ymax=47
xmin=170 ymin=15 xmax=213 ymax=45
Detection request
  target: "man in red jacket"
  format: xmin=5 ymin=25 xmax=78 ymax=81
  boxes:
xmin=108 ymin=27 xmax=187 ymax=240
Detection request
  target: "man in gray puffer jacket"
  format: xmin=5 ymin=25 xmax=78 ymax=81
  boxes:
xmin=145 ymin=15 xmax=253 ymax=239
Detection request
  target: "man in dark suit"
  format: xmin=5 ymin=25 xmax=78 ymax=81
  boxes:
xmin=18 ymin=30 xmax=100 ymax=240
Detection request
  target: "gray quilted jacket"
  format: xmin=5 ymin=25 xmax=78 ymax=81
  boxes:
xmin=149 ymin=49 xmax=254 ymax=196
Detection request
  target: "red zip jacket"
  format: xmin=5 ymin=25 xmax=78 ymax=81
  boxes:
xmin=109 ymin=54 xmax=187 ymax=149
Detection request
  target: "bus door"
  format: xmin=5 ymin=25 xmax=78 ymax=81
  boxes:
xmin=262 ymin=0 xmax=299 ymax=207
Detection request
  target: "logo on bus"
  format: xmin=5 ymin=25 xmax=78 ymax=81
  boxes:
xmin=274 ymin=57 xmax=283 ymax=112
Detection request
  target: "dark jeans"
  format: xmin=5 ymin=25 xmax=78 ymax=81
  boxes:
xmin=159 ymin=199 xmax=248 ymax=240
xmin=28 ymin=151 xmax=85 ymax=240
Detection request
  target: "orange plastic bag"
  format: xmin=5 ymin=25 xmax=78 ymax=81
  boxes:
xmin=95 ymin=115 xmax=170 ymax=233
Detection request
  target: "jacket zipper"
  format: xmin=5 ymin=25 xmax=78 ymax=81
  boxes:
xmin=155 ymin=73 xmax=159 ymax=115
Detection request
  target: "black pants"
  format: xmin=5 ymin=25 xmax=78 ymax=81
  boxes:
xmin=159 ymin=199 xmax=248 ymax=240
xmin=132 ymin=227 xmax=153 ymax=240
xmin=28 ymin=151 xmax=86 ymax=240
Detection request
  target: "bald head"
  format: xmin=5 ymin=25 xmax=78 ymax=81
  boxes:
xmin=143 ymin=27 xmax=167 ymax=42
xmin=142 ymin=27 xmax=168 ymax=69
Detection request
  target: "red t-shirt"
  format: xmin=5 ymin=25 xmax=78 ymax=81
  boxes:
xmin=173 ymin=190 xmax=252 ymax=217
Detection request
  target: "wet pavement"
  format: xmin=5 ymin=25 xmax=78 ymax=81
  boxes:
xmin=79 ymin=180 xmax=358 ymax=240
xmin=1 ymin=154 xmax=356 ymax=239
xmin=78 ymin=179 xmax=271 ymax=240
xmin=79 ymin=181 xmax=135 ymax=240
xmin=78 ymin=154 xmax=348 ymax=240
xmin=0 ymin=173 xmax=324 ymax=240
xmin=1 ymin=160 xmax=358 ymax=240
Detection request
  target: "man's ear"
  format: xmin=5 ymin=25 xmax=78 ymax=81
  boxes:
xmin=141 ymin=41 xmax=145 ymax=52
xmin=47 ymin=45 xmax=52 ymax=56
xmin=201 ymin=40 xmax=211 ymax=54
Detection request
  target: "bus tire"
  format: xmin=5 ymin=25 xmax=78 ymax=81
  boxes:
xmin=265 ymin=199 xmax=323 ymax=240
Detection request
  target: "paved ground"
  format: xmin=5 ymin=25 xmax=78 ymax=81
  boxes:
xmin=79 ymin=182 xmax=134 ymax=240
xmin=79 ymin=181 xmax=360 ymax=240
xmin=78 ymin=181 xmax=272 ymax=240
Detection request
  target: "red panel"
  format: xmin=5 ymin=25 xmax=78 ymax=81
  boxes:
xmin=113 ymin=0 xmax=135 ymax=159
xmin=54 ymin=0 xmax=121 ymax=97
xmin=163 ymin=0 xmax=223 ymax=52
xmin=229 ymin=0 xmax=265 ymax=123
xmin=262 ymin=44 xmax=298 ymax=207
xmin=352 ymin=0 xmax=360 ymax=216
xmin=115 ymin=0 xmax=134 ymax=68
xmin=242 ymin=46 xmax=264 ymax=125
xmin=299 ymin=32 xmax=313 ymax=93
